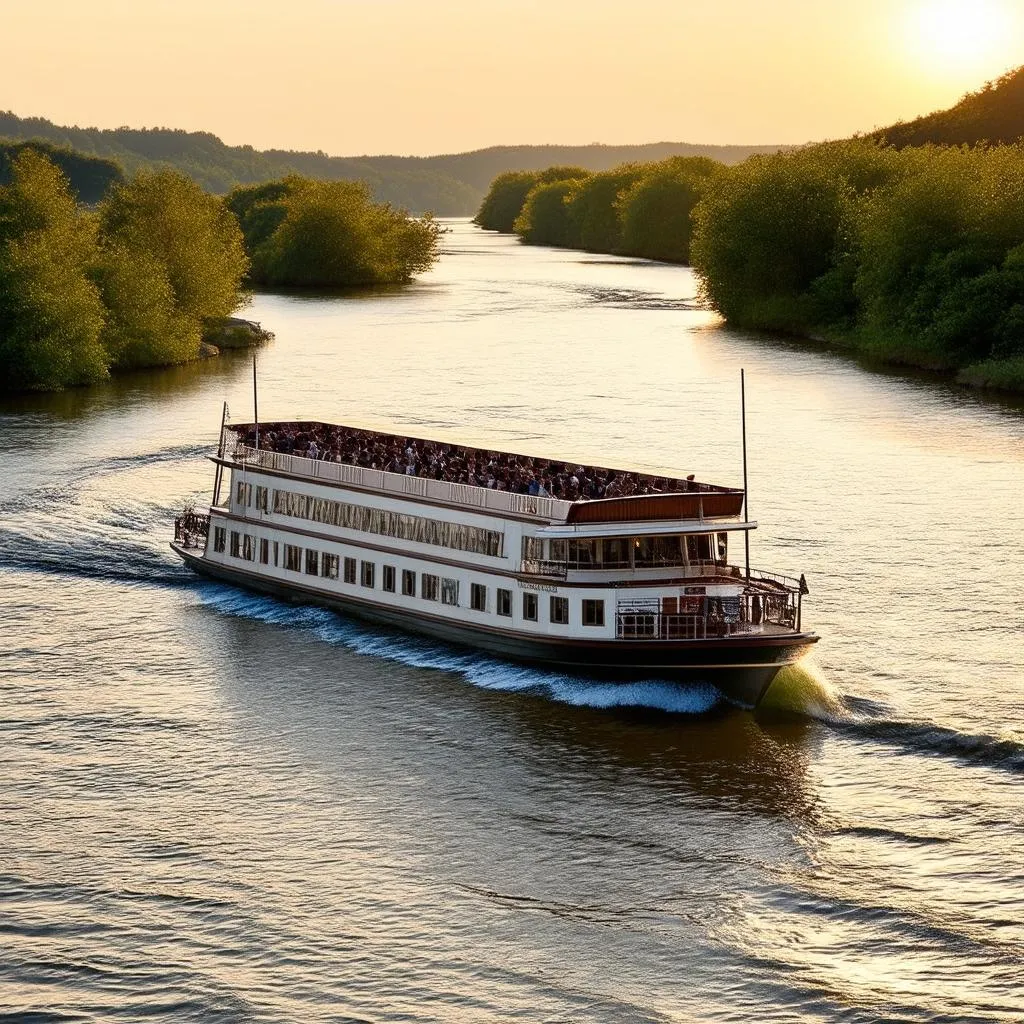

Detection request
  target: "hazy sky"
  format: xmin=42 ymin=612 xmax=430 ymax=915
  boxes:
xmin=4 ymin=0 xmax=1023 ymax=156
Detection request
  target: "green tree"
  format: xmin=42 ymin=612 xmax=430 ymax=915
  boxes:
xmin=474 ymin=171 xmax=540 ymax=232
xmin=691 ymin=149 xmax=852 ymax=330
xmin=565 ymin=165 xmax=647 ymax=253
xmin=226 ymin=180 xmax=291 ymax=252
xmin=100 ymin=170 xmax=248 ymax=327
xmin=475 ymin=166 xmax=590 ymax=233
xmin=617 ymin=157 xmax=721 ymax=263
xmin=0 ymin=150 xmax=108 ymax=390
xmin=853 ymin=145 xmax=1024 ymax=364
xmin=514 ymin=180 xmax=583 ymax=247
xmin=237 ymin=176 xmax=441 ymax=287
xmin=92 ymin=240 xmax=196 ymax=369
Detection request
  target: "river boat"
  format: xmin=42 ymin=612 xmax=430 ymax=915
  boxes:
xmin=170 ymin=410 xmax=818 ymax=707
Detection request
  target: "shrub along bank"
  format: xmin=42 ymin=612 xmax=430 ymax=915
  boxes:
xmin=691 ymin=140 xmax=1024 ymax=390
xmin=0 ymin=150 xmax=248 ymax=391
xmin=0 ymin=154 xmax=442 ymax=392
xmin=227 ymin=177 xmax=441 ymax=288
xmin=477 ymin=156 xmax=723 ymax=265
xmin=476 ymin=141 xmax=1024 ymax=392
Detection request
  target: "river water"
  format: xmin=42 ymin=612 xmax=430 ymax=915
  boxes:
xmin=1 ymin=220 xmax=1023 ymax=1022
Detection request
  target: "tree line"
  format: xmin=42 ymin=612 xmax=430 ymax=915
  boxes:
xmin=475 ymin=141 xmax=1024 ymax=390
xmin=0 ymin=150 xmax=440 ymax=391
xmin=1 ymin=110 xmax=784 ymax=214
xmin=475 ymin=157 xmax=722 ymax=264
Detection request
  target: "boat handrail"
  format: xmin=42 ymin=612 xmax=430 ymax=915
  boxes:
xmin=616 ymin=590 xmax=798 ymax=638
xmin=746 ymin=566 xmax=804 ymax=593
xmin=229 ymin=442 xmax=576 ymax=522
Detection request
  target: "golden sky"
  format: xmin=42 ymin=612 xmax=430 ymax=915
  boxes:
xmin=4 ymin=0 xmax=1022 ymax=156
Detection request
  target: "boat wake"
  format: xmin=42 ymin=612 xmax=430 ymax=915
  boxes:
xmin=837 ymin=715 xmax=1024 ymax=775
xmin=763 ymin=657 xmax=1024 ymax=775
xmin=759 ymin=656 xmax=848 ymax=720
xmin=194 ymin=585 xmax=723 ymax=715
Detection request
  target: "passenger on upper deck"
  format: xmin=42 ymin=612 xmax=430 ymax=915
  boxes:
xmin=238 ymin=422 xmax=697 ymax=502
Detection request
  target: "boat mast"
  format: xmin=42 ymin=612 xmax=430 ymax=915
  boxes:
xmin=213 ymin=399 xmax=229 ymax=507
xmin=741 ymin=368 xmax=750 ymax=583
xmin=253 ymin=353 xmax=259 ymax=452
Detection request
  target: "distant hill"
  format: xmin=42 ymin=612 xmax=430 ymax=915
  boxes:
xmin=0 ymin=139 xmax=122 ymax=204
xmin=872 ymin=65 xmax=1024 ymax=147
xmin=353 ymin=142 xmax=787 ymax=194
xmin=0 ymin=111 xmax=786 ymax=214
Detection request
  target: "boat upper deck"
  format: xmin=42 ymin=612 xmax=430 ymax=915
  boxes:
xmin=225 ymin=421 xmax=745 ymax=524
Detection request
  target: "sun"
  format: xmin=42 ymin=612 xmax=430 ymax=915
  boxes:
xmin=905 ymin=0 xmax=1014 ymax=71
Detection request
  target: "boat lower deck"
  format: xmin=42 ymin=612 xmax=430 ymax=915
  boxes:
xmin=173 ymin=542 xmax=818 ymax=707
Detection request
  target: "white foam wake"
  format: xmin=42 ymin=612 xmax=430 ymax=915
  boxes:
xmin=193 ymin=584 xmax=722 ymax=715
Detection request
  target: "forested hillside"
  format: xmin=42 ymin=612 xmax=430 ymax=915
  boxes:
xmin=873 ymin=66 xmax=1024 ymax=147
xmin=0 ymin=111 xmax=784 ymax=214
xmin=0 ymin=140 xmax=122 ymax=204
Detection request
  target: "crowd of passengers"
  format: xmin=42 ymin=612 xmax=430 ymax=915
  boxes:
xmin=234 ymin=422 xmax=696 ymax=502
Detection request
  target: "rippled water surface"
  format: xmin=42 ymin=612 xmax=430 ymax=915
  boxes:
xmin=2 ymin=221 xmax=1023 ymax=1022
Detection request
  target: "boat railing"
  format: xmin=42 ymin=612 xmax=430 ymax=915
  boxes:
xmin=519 ymin=557 xmax=743 ymax=577
xmin=615 ymin=590 xmax=797 ymax=640
xmin=519 ymin=559 xmax=570 ymax=579
xmin=746 ymin=566 xmax=804 ymax=593
xmin=174 ymin=511 xmax=210 ymax=549
xmin=229 ymin=442 xmax=575 ymax=522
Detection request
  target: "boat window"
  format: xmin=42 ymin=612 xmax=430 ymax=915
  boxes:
xmin=686 ymin=534 xmax=713 ymax=565
xmin=716 ymin=532 xmax=728 ymax=563
xmin=568 ymin=539 xmax=598 ymax=567
xmin=236 ymin=481 xmax=252 ymax=506
xmin=285 ymin=544 xmax=302 ymax=572
xmin=601 ymin=537 xmax=630 ymax=568
xmin=496 ymin=589 xmax=512 ymax=617
xmin=255 ymin=486 xmax=268 ymax=511
xmin=582 ymin=599 xmax=604 ymax=627
xmin=471 ymin=583 xmax=487 ymax=612
xmin=230 ymin=531 xmax=241 ymax=557
xmin=270 ymin=486 xmax=503 ymax=558
xmin=522 ymin=537 xmax=544 ymax=561
xmin=322 ymin=553 xmax=339 ymax=579
xmin=550 ymin=595 xmax=569 ymax=625
xmin=273 ymin=541 xmax=279 ymax=567
xmin=344 ymin=557 xmax=357 ymax=584
xmin=421 ymin=574 xmax=439 ymax=601
xmin=213 ymin=527 xmax=226 ymax=553
xmin=635 ymin=535 xmax=684 ymax=568
xmin=441 ymin=578 xmax=459 ymax=606
xmin=305 ymin=549 xmax=319 ymax=575
xmin=522 ymin=592 xmax=538 ymax=621
xmin=402 ymin=569 xmax=416 ymax=596
xmin=383 ymin=565 xmax=396 ymax=592
xmin=360 ymin=561 xmax=375 ymax=588
xmin=259 ymin=538 xmax=269 ymax=564
xmin=243 ymin=535 xmax=255 ymax=561
xmin=549 ymin=539 xmax=568 ymax=563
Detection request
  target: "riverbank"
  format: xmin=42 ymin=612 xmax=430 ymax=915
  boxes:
xmin=797 ymin=327 xmax=1024 ymax=396
xmin=476 ymin=141 xmax=1024 ymax=396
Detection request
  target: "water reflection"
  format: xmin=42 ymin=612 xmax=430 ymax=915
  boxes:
xmin=207 ymin=599 xmax=822 ymax=829
xmin=1 ymin=218 xmax=1022 ymax=1022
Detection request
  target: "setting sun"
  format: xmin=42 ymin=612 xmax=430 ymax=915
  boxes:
xmin=906 ymin=0 xmax=1015 ymax=71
